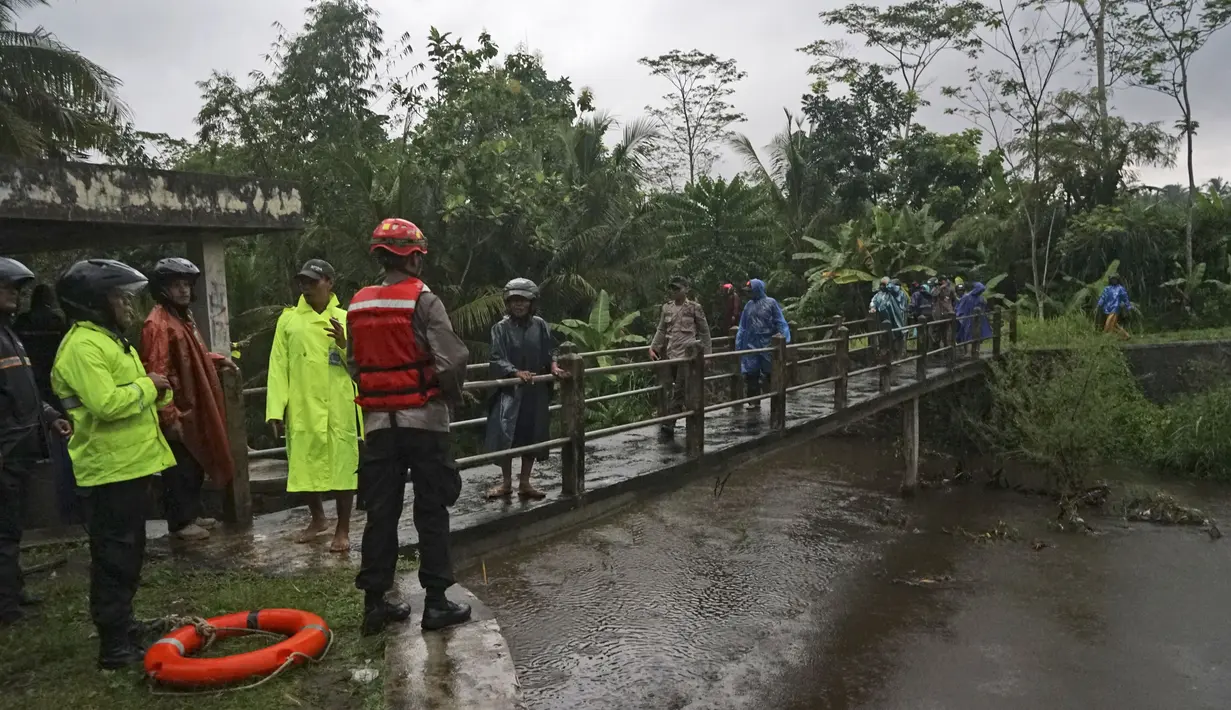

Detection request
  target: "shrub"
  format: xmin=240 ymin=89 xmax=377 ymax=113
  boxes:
xmin=1152 ymin=384 xmax=1231 ymax=481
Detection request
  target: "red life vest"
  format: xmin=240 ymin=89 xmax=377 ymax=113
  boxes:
xmin=347 ymin=277 xmax=440 ymax=411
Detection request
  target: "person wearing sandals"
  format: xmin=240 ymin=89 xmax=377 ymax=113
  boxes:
xmin=484 ymin=278 xmax=568 ymax=501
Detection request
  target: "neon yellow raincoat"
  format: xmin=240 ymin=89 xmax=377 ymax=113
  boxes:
xmin=51 ymin=321 xmax=176 ymax=487
xmin=265 ymin=295 xmax=360 ymax=493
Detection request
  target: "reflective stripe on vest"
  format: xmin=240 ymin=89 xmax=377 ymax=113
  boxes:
xmin=348 ymin=298 xmax=418 ymax=312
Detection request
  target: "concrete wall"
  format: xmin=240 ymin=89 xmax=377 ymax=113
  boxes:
xmin=1121 ymin=340 xmax=1231 ymax=404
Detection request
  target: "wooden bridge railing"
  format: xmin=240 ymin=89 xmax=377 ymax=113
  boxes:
xmin=219 ymin=308 xmax=1014 ymax=525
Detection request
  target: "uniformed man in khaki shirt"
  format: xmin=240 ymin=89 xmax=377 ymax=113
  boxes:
xmin=649 ymin=276 xmax=712 ymax=436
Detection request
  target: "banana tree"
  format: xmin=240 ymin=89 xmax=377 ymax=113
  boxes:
xmin=1162 ymin=261 xmax=1231 ymax=320
xmin=793 ymin=203 xmax=946 ymax=291
xmin=552 ymin=290 xmax=646 ymax=370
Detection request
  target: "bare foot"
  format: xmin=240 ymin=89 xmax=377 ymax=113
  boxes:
xmin=486 ymin=485 xmax=513 ymax=500
xmin=329 ymin=533 xmax=350 ymax=553
xmin=518 ymin=486 xmax=546 ymax=500
xmin=294 ymin=519 xmax=330 ymax=544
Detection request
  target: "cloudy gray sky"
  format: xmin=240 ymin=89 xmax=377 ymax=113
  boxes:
xmin=26 ymin=0 xmax=1231 ymax=186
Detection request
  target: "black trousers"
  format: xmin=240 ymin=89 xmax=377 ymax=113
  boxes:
xmin=355 ymin=428 xmax=461 ymax=598
xmin=745 ymin=373 xmax=765 ymax=397
xmin=162 ymin=441 xmax=204 ymax=532
xmin=82 ymin=477 xmax=148 ymax=633
xmin=0 ymin=434 xmax=39 ymax=616
xmin=657 ymin=362 xmax=688 ymax=426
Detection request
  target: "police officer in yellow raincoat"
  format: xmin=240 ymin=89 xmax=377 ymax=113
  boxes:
xmin=51 ymin=259 xmax=176 ymax=670
xmin=265 ymin=259 xmax=360 ymax=552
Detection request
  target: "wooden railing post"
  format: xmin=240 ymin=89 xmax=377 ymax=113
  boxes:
xmin=834 ymin=326 xmax=849 ymax=411
xmin=728 ymin=326 xmax=743 ymax=403
xmin=992 ymin=308 xmax=1004 ymax=357
xmin=684 ymin=342 xmax=706 ymax=458
xmin=916 ymin=316 xmax=930 ymax=381
xmin=948 ymin=317 xmax=959 ymax=368
xmin=879 ymin=322 xmax=893 ymax=394
xmin=1009 ymin=306 xmax=1019 ymax=345
xmin=220 ymin=367 xmax=252 ymax=528
xmin=770 ymin=334 xmax=788 ymax=430
xmin=559 ymin=342 xmax=586 ymax=496
xmin=973 ymin=309 xmax=985 ymax=356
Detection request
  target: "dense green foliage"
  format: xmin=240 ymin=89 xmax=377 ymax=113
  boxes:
xmin=6 ymin=0 xmax=1231 ymax=391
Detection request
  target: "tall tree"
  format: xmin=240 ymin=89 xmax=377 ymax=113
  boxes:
xmin=944 ymin=0 xmax=1081 ymax=315
xmin=0 ymin=0 xmax=129 ymax=157
xmin=1125 ymin=0 xmax=1231 ymax=274
xmin=806 ymin=0 xmax=987 ymax=135
xmin=639 ymin=49 xmax=746 ymax=187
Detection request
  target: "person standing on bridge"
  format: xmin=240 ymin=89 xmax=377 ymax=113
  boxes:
xmin=955 ymin=282 xmax=993 ymax=350
xmin=484 ymin=278 xmax=566 ymax=501
xmin=349 ymin=218 xmax=472 ymax=635
xmin=265 ymin=259 xmax=360 ymax=553
xmin=736 ymin=278 xmax=790 ymax=409
xmin=140 ymin=258 xmax=236 ymax=542
xmin=650 ymin=276 xmax=712 ymax=436
xmin=51 ymin=259 xmax=175 ymax=669
xmin=0 ymin=258 xmax=73 ymax=626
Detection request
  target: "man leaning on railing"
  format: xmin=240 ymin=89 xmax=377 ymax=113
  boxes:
xmin=649 ymin=276 xmax=712 ymax=437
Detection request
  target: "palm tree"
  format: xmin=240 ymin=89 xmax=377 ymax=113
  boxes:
xmin=0 ymin=0 xmax=129 ymax=158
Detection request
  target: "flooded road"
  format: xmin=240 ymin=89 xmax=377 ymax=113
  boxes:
xmin=461 ymin=436 xmax=1231 ymax=709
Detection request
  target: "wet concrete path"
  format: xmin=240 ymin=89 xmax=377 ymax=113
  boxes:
xmin=462 ymin=437 xmax=1231 ymax=710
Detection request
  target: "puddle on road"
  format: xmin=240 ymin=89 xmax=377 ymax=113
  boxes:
xmin=462 ymin=437 xmax=1231 ymax=710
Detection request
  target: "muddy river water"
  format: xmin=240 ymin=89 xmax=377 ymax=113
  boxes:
xmin=461 ymin=436 xmax=1231 ymax=709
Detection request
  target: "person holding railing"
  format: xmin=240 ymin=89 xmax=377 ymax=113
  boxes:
xmin=140 ymin=258 xmax=237 ymax=542
xmin=348 ymin=218 xmax=472 ymax=635
xmin=649 ymin=276 xmax=712 ymax=435
xmin=933 ymin=275 xmax=956 ymax=347
xmin=484 ymin=278 xmax=567 ymax=501
xmin=265 ymin=259 xmax=360 ymax=553
xmin=869 ymin=277 xmax=907 ymax=355
xmin=736 ymin=278 xmax=790 ymax=409
xmin=955 ymin=282 xmax=993 ymax=351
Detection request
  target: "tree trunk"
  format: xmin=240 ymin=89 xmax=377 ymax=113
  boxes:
xmin=1182 ymin=66 xmax=1196 ymax=275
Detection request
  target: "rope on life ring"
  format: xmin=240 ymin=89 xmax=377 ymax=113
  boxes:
xmin=144 ymin=609 xmax=332 ymax=691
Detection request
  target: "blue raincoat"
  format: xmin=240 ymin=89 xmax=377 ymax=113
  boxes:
xmin=735 ymin=279 xmax=791 ymax=375
xmin=956 ymin=282 xmax=993 ymax=342
xmin=870 ymin=283 xmax=907 ymax=331
xmin=1097 ymin=284 xmax=1131 ymax=315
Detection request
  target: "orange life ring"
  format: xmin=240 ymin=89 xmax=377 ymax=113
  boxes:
xmin=144 ymin=609 xmax=331 ymax=687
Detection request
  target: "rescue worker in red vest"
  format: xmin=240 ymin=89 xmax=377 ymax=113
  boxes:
xmin=348 ymin=218 xmax=472 ymax=634
xmin=0 ymin=257 xmax=72 ymax=625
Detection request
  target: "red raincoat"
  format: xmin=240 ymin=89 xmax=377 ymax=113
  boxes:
xmin=140 ymin=304 xmax=234 ymax=485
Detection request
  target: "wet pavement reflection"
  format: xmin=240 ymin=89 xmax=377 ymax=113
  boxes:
xmin=462 ymin=437 xmax=1231 ymax=710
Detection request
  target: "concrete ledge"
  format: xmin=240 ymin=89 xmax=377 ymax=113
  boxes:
xmin=384 ymin=579 xmax=522 ymax=709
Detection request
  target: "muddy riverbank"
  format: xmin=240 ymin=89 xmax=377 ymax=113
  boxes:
xmin=462 ymin=435 xmax=1230 ymax=709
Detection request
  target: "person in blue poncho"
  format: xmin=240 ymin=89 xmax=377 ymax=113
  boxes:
xmin=1096 ymin=274 xmax=1132 ymax=339
xmin=869 ymin=277 xmax=908 ymax=353
xmin=955 ymin=282 xmax=993 ymax=349
xmin=735 ymin=279 xmax=791 ymax=409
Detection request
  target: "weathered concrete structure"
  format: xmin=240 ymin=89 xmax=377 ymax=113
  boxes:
xmin=0 ymin=157 xmax=303 ymax=527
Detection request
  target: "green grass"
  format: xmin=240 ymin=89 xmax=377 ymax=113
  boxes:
xmin=0 ymin=543 xmax=406 ymax=710
xmin=1016 ymin=312 xmax=1231 ymax=349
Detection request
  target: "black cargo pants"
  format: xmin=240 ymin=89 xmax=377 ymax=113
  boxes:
xmin=355 ymin=428 xmax=462 ymax=599
xmin=162 ymin=441 xmax=204 ymax=532
xmin=0 ymin=434 xmax=40 ymax=618
xmin=81 ymin=476 xmax=149 ymax=634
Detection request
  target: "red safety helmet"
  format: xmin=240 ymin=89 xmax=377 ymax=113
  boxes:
xmin=370 ymin=218 xmax=428 ymax=257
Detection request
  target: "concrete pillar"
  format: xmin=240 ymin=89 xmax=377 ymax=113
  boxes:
xmin=187 ymin=233 xmax=231 ymax=354
xmin=901 ymin=397 xmax=920 ymax=498
xmin=559 ymin=343 xmax=586 ymax=496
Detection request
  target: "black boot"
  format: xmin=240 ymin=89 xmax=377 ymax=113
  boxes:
xmin=421 ymin=595 xmax=472 ymax=631
xmin=361 ymin=594 xmax=412 ymax=636
xmin=98 ymin=627 xmax=144 ymax=670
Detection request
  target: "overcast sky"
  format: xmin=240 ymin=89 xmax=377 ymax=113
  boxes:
xmin=26 ymin=0 xmax=1231 ymax=186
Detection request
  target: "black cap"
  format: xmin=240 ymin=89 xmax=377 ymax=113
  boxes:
xmin=297 ymin=259 xmax=336 ymax=281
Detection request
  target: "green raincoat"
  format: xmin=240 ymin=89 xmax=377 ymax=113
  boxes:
xmin=265 ymin=295 xmax=360 ymax=493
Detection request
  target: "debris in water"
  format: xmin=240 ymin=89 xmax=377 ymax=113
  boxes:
xmin=892 ymin=573 xmax=958 ymax=589
xmin=1114 ymin=488 xmax=1219 ymax=536
xmin=351 ymin=667 xmax=379 ymax=683
xmin=1030 ymin=539 xmax=1050 ymax=551
xmin=942 ymin=520 xmax=1019 ymax=542
xmin=874 ymin=503 xmax=910 ymax=529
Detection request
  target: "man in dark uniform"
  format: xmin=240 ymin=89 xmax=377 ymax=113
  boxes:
xmin=348 ymin=218 xmax=472 ymax=635
xmin=0 ymin=257 xmax=72 ymax=624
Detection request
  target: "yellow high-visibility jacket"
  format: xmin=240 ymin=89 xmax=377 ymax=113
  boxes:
xmin=265 ymin=295 xmax=360 ymax=493
xmin=51 ymin=321 xmax=175 ymax=487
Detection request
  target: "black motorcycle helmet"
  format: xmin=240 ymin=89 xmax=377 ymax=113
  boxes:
xmin=56 ymin=259 xmax=148 ymax=325
xmin=150 ymin=257 xmax=201 ymax=303
xmin=0 ymin=257 xmax=35 ymax=287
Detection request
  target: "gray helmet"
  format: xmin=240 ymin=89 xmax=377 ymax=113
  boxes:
xmin=0 ymin=257 xmax=35 ymax=287
xmin=503 ymin=277 xmax=539 ymax=301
